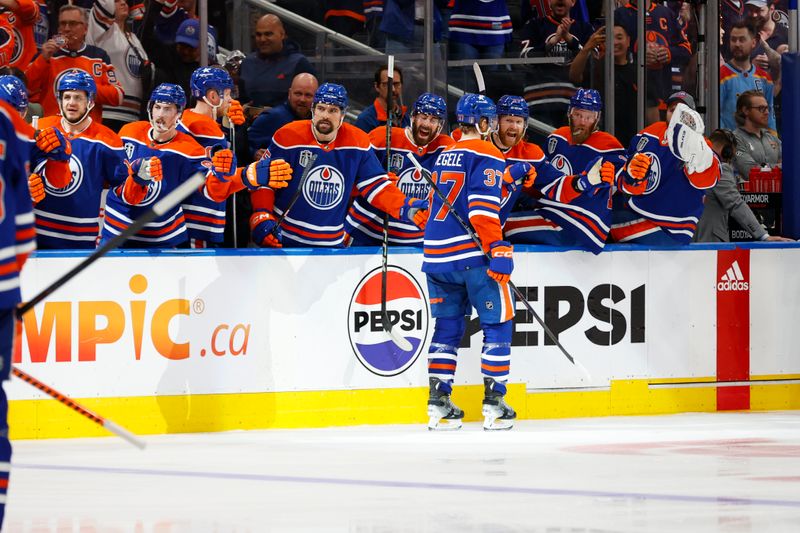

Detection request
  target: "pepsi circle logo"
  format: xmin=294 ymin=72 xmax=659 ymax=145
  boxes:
xmin=303 ymin=165 xmax=344 ymax=210
xmin=550 ymin=154 xmax=573 ymax=175
xmin=396 ymin=167 xmax=430 ymax=199
xmin=348 ymin=266 xmax=428 ymax=376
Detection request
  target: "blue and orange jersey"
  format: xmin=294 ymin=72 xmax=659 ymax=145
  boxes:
xmin=325 ymin=0 xmax=365 ymax=25
xmin=345 ymin=126 xmax=453 ymax=246
xmin=252 ymin=120 xmax=407 ymax=247
xmin=621 ymin=121 xmax=719 ymax=244
xmin=178 ymin=109 xmax=228 ymax=244
xmin=101 ymin=121 xmax=210 ymax=248
xmin=0 ymin=0 xmax=39 ymax=70
xmin=363 ymin=0 xmax=383 ymax=19
xmin=546 ymin=127 xmax=627 ymax=176
xmin=497 ymin=138 xmax=611 ymax=253
xmin=0 ymin=100 xmax=35 ymax=308
xmin=32 ymin=115 xmax=125 ymax=249
xmin=25 ymin=44 xmax=124 ymax=123
xmin=719 ymin=62 xmax=775 ymax=131
xmin=448 ymin=0 xmax=512 ymax=46
xmin=422 ymin=137 xmax=505 ymax=273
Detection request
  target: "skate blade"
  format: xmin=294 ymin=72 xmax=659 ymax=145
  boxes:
xmin=483 ymin=417 xmax=514 ymax=431
xmin=428 ymin=417 xmax=463 ymax=431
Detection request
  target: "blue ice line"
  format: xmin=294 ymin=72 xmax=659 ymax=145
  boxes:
xmin=14 ymin=462 xmax=800 ymax=509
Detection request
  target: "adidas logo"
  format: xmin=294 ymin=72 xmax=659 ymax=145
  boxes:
xmin=717 ymin=260 xmax=749 ymax=291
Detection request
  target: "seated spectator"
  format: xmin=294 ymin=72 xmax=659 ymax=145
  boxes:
xmin=614 ymin=0 xmax=692 ymax=110
xmin=569 ymin=24 xmax=657 ymax=146
xmin=0 ymin=0 xmax=39 ymax=70
xmin=695 ymin=129 xmax=791 ymax=242
xmin=248 ymin=72 xmax=318 ymax=159
xmin=354 ymin=64 xmax=409 ymax=133
xmin=238 ymin=14 xmax=316 ymax=109
xmin=151 ymin=0 xmax=220 ymax=59
xmin=380 ymin=0 xmax=447 ymax=55
xmin=519 ymin=0 xmax=594 ymax=129
xmin=151 ymin=18 xmax=216 ymax=107
xmin=87 ymin=0 xmax=151 ymax=131
xmin=719 ymin=22 xmax=775 ymax=131
xmin=25 ymin=5 xmax=124 ymax=123
xmin=732 ymin=90 xmax=781 ymax=181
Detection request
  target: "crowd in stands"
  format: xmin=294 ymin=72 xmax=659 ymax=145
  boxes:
xmin=0 ymin=0 xmax=793 ymax=249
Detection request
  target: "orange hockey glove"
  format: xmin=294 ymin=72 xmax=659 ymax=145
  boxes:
xmin=227 ymin=99 xmax=246 ymax=126
xmin=29 ymin=173 xmax=45 ymax=203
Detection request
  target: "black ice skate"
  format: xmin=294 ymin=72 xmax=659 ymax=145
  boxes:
xmin=427 ymin=377 xmax=464 ymax=431
xmin=482 ymin=378 xmax=516 ymax=430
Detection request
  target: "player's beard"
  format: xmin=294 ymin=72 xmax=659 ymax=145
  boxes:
xmin=313 ymin=117 xmax=339 ymax=139
xmin=498 ymin=127 xmax=522 ymax=148
xmin=411 ymin=122 xmax=436 ymax=146
xmin=570 ymin=122 xmax=595 ymax=144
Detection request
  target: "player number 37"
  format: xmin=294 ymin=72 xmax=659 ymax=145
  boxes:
xmin=431 ymin=169 xmax=502 ymax=222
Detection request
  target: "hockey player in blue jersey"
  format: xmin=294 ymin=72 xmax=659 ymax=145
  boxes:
xmin=26 ymin=70 xmax=126 ymax=248
xmin=250 ymin=83 xmax=428 ymax=248
xmin=345 ymin=92 xmax=454 ymax=246
xmin=178 ymin=66 xmax=247 ymax=247
xmin=424 ymin=93 xmax=528 ymax=431
xmin=0 ymin=98 xmax=37 ymax=528
xmin=610 ymin=92 xmax=720 ymax=244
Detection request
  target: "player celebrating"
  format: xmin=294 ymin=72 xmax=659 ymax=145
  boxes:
xmin=250 ymin=83 xmax=428 ymax=248
xmin=178 ymin=66 xmax=246 ymax=247
xmin=423 ymin=93 xmax=519 ymax=431
xmin=610 ymin=92 xmax=720 ymax=244
xmin=28 ymin=70 xmax=126 ymax=249
xmin=101 ymin=83 xmax=283 ymax=248
xmin=345 ymin=92 xmax=453 ymax=247
xmin=0 ymin=96 xmax=37 ymax=528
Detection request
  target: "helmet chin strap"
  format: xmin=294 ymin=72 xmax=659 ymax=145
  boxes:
xmin=202 ymin=94 xmax=223 ymax=121
xmin=59 ymin=97 xmax=94 ymax=126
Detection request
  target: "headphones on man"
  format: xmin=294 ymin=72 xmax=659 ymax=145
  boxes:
xmin=712 ymin=128 xmax=737 ymax=162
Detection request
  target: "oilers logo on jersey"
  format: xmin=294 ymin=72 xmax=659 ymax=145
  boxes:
xmin=395 ymin=167 xmax=429 ymax=199
xmin=303 ymin=165 xmax=344 ymax=211
xmin=125 ymin=45 xmax=142 ymax=78
xmin=10 ymin=26 xmax=22 ymax=64
xmin=640 ymin=152 xmax=661 ymax=195
xmin=34 ymin=155 xmax=84 ymax=197
xmin=550 ymin=153 xmax=573 ymax=175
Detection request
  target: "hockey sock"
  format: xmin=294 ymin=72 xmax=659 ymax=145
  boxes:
xmin=481 ymin=321 xmax=513 ymax=395
xmin=427 ymin=316 xmax=465 ymax=393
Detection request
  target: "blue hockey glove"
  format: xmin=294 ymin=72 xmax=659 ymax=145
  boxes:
xmin=487 ymin=240 xmax=513 ymax=284
xmin=250 ymin=210 xmax=282 ymax=248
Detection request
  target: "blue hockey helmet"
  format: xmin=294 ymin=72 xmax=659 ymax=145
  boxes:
xmin=411 ymin=92 xmax=447 ymax=119
xmin=0 ymin=75 xmax=29 ymax=116
xmin=190 ymin=66 xmax=234 ymax=100
xmin=455 ymin=93 xmax=497 ymax=133
xmin=569 ymin=88 xmax=602 ymax=113
xmin=149 ymin=83 xmax=187 ymax=111
xmin=312 ymin=83 xmax=348 ymax=110
xmin=496 ymin=95 xmax=529 ymax=119
xmin=57 ymin=69 xmax=97 ymax=102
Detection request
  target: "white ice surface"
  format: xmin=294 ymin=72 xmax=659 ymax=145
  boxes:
xmin=5 ymin=411 xmax=800 ymax=532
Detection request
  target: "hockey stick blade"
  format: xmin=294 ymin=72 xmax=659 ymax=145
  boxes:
xmin=18 ymin=172 xmax=207 ymax=318
xmin=271 ymin=153 xmax=319 ymax=236
xmin=407 ymin=154 xmax=577 ymax=366
xmin=12 ymin=367 xmax=146 ymax=449
xmin=473 ymin=63 xmax=486 ymax=95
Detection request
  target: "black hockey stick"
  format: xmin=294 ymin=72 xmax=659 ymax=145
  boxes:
xmin=379 ymin=56 xmax=413 ymax=352
xmin=17 ymin=172 xmax=207 ymax=317
xmin=406 ymin=154 xmax=578 ymax=366
xmin=269 ymin=153 xmax=319 ymax=237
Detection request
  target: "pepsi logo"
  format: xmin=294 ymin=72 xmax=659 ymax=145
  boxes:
xmin=347 ymin=266 xmax=428 ymax=376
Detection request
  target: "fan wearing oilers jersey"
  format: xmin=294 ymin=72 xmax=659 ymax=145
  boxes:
xmin=610 ymin=92 xmax=720 ymax=245
xmin=0 ymin=0 xmax=39 ymax=69
xmin=424 ymin=93 xmax=522 ymax=431
xmin=345 ymin=92 xmax=453 ymax=247
xmin=178 ymin=66 xmax=246 ymax=247
xmin=100 ymin=83 xmax=277 ymax=248
xmin=249 ymin=83 xmax=428 ymax=248
xmin=24 ymin=70 xmax=126 ymax=249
